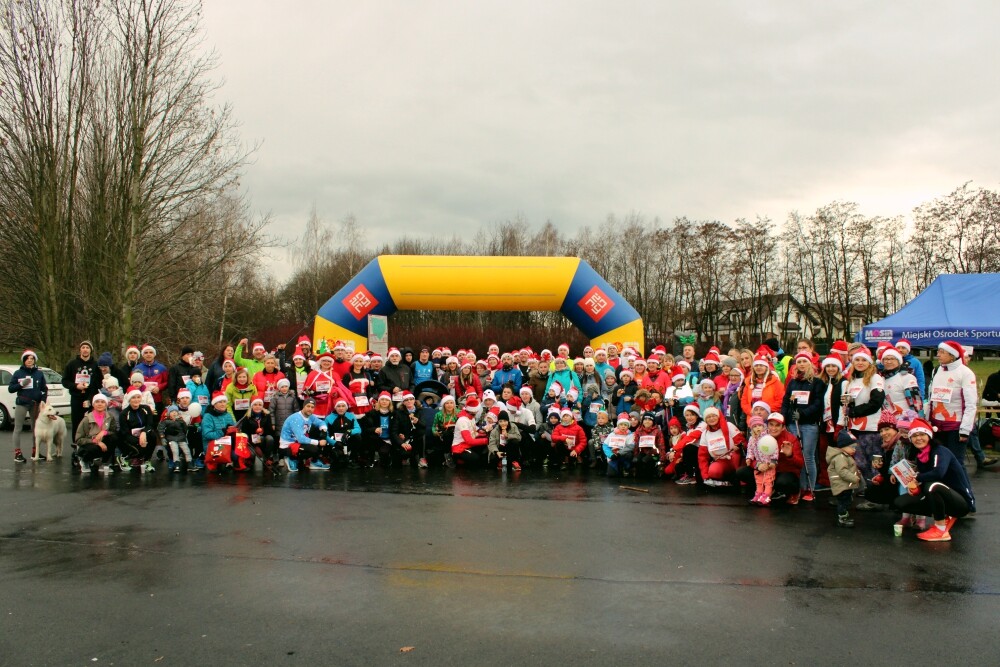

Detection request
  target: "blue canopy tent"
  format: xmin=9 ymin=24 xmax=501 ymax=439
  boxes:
xmin=858 ymin=274 xmax=1000 ymax=348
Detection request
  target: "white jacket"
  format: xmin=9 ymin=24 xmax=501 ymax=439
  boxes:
xmin=929 ymin=361 xmax=977 ymax=435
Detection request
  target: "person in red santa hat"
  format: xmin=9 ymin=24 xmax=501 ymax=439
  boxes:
xmin=343 ymin=353 xmax=374 ymax=416
xmin=697 ymin=406 xmax=745 ymax=488
xmin=302 ymin=351 xmax=355 ymax=419
xmin=451 ymin=397 xmax=489 ymax=467
xmin=927 ymin=340 xmax=978 ymax=463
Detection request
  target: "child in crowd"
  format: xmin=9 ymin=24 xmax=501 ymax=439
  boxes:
xmin=101 ymin=375 xmax=124 ymax=417
xmin=827 ymin=429 xmax=862 ymax=527
xmin=589 ymin=409 xmax=614 ymax=468
xmin=603 ymin=414 xmax=636 ymax=477
xmin=743 ymin=416 xmax=776 ymax=505
xmin=159 ymin=405 xmax=192 ymax=472
xmin=129 ymin=372 xmax=157 ymax=411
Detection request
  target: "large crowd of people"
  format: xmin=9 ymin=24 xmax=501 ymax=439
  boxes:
xmin=8 ymin=334 xmax=997 ymax=543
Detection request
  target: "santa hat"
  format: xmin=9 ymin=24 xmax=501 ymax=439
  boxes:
xmin=908 ymin=417 xmax=935 ymax=440
xmin=683 ymin=404 xmax=700 ymax=417
xmin=676 ymin=360 xmax=692 ymax=371
xmin=475 ymin=359 xmax=489 ymax=368
xmin=616 ymin=413 xmax=632 ymax=426
xmin=126 ymin=345 xmax=140 ymax=355
xmin=540 ymin=349 xmax=552 ymax=359
xmin=653 ymin=345 xmax=667 ymax=355
xmin=633 ymin=358 xmax=647 ymax=368
xmin=851 ymin=348 xmax=873 ymax=363
xmin=464 ymin=397 xmax=480 ymax=413
xmin=821 ymin=355 xmax=844 ymax=373
xmin=91 ymin=393 xmax=108 ymax=405
xmin=176 ymin=389 xmax=192 ymax=401
xmin=440 ymin=395 xmax=456 ymax=406
xmin=211 ymin=392 xmax=227 ymax=405
xmin=895 ymin=339 xmax=912 ymax=353
xmin=297 ymin=335 xmax=312 ymax=347
xmin=252 ymin=342 xmax=266 ymax=353
xmin=875 ymin=341 xmax=892 ymax=360
xmin=671 ymin=370 xmax=686 ymax=383
xmin=507 ymin=396 xmax=522 ymax=410
xmin=141 ymin=344 xmax=156 ymax=355
xmin=369 ymin=353 xmax=383 ymax=363
xmin=619 ymin=369 xmax=634 ymax=379
xmin=293 ymin=351 xmax=306 ymax=362
xmin=388 ymin=348 xmax=401 ymax=358
xmin=125 ymin=389 xmax=143 ymax=402
xmin=703 ymin=351 xmax=721 ymax=366
xmin=558 ymin=343 xmax=570 ymax=352
xmin=751 ymin=400 xmax=772 ymax=413
xmin=549 ymin=381 xmax=564 ymax=394
xmin=752 ymin=354 xmax=770 ymax=368
xmin=20 ymin=349 xmax=36 ymax=362
xmin=130 ymin=372 xmax=145 ymax=384
xmin=766 ymin=412 xmax=785 ymax=424
xmin=488 ymin=343 xmax=499 ymax=351
xmin=446 ymin=356 xmax=459 ymax=366
xmin=401 ymin=391 xmax=415 ymax=400
xmin=547 ymin=407 xmax=562 ymax=417
xmin=377 ymin=391 xmax=392 ymax=401
xmin=460 ymin=362 xmax=473 ymax=371
xmin=560 ymin=408 xmax=574 ymax=418
xmin=277 ymin=378 xmax=291 ymax=388
xmin=351 ymin=353 xmax=365 ymax=363
xmin=487 ymin=354 xmax=500 ymax=362
xmin=793 ymin=351 xmax=813 ymax=364
xmin=251 ymin=397 xmax=264 ymax=407
xmin=334 ymin=399 xmax=349 ymax=409
xmin=594 ymin=349 xmax=608 ymax=359
xmin=831 ymin=340 xmax=849 ymax=354
xmin=881 ymin=348 xmax=903 ymax=365
xmin=519 ymin=385 xmax=534 ymax=396
xmin=317 ymin=351 xmax=334 ymax=361
xmin=333 ymin=341 xmax=347 ymax=351
xmin=938 ymin=340 xmax=964 ymax=360
xmin=703 ymin=406 xmax=721 ymax=421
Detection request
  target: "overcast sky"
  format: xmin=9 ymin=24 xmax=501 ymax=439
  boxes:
xmin=201 ymin=1 xmax=1000 ymax=278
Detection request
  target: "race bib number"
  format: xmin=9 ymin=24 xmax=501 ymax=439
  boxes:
xmin=333 ymin=432 xmax=343 ymax=442
xmin=706 ymin=430 xmax=728 ymax=457
xmin=234 ymin=399 xmax=250 ymax=411
xmin=144 ymin=381 xmax=158 ymax=393
xmin=355 ymin=395 xmax=369 ymax=407
xmin=215 ymin=436 xmax=231 ymax=447
xmin=931 ymin=386 xmax=953 ymax=403
xmin=589 ymin=402 xmax=601 ymax=414
xmin=608 ymin=434 xmax=627 ymax=449
xmin=392 ymin=392 xmax=403 ymax=402
xmin=251 ymin=434 xmax=261 ymax=444
xmin=792 ymin=390 xmax=810 ymax=405
xmin=264 ymin=390 xmax=275 ymax=403
xmin=848 ymin=385 xmax=863 ymax=399
xmin=565 ymin=436 xmax=576 ymax=447
xmin=75 ymin=373 xmax=91 ymax=386
xmin=316 ymin=381 xmax=331 ymax=393
xmin=638 ymin=435 xmax=656 ymax=449
xmin=751 ymin=386 xmax=763 ymax=400
xmin=198 ymin=395 xmax=209 ymax=406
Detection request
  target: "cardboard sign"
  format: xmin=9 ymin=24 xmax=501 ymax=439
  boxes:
xmin=144 ymin=381 xmax=158 ymax=393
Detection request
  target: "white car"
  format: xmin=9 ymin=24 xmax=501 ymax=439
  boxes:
xmin=0 ymin=364 xmax=72 ymax=430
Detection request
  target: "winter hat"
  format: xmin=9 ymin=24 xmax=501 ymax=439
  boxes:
xmin=938 ymin=340 xmax=964 ymax=360
xmin=460 ymin=362 xmax=473 ymax=372
xmin=748 ymin=415 xmax=765 ymax=429
xmin=377 ymin=391 xmax=392 ymax=402
xmin=547 ymin=407 xmax=561 ymax=418
xmin=446 ymin=356 xmax=459 ymax=366
xmin=766 ymin=412 xmax=785 ymax=425
xmin=549 ymin=381 xmax=564 ymax=395
xmin=166 ymin=403 xmax=181 ymax=415
xmin=482 ymin=389 xmax=496 ymax=401
xmin=297 ymin=335 xmax=312 ymax=348
xmin=830 ymin=340 xmax=849 ymax=354
xmin=497 ymin=410 xmax=511 ymax=422
xmin=506 ymin=396 xmax=522 ymax=410
xmin=676 ymin=360 xmax=692 ymax=372
xmin=878 ymin=408 xmax=898 ymax=431
xmin=594 ymin=349 xmax=608 ymax=360
xmin=895 ymin=339 xmax=912 ymax=353
xmin=125 ymin=389 xmax=143 ymax=402
xmin=125 ymin=345 xmax=140 ymax=356
xmin=908 ymin=417 xmax=935 ymax=440
xmin=333 ymin=399 xmax=349 ymax=409
xmin=176 ymin=389 xmax=192 ymax=401
xmin=475 ymin=359 xmax=489 ymax=368
xmin=97 ymin=352 xmax=114 ymax=367
xmin=251 ymin=397 xmax=264 ymax=407
xmin=683 ymin=404 xmax=700 ymax=417
xmin=103 ymin=375 xmax=120 ymax=390
xmin=277 ymin=378 xmax=290 ymax=388
xmin=876 ymin=341 xmax=892 ymax=360
xmin=700 ymin=378 xmax=716 ymax=390
xmin=633 ymin=358 xmax=647 ymax=368
xmin=79 ymin=340 xmax=95 ymax=352
xmin=703 ymin=351 xmax=721 ymax=367
xmin=211 ymin=392 xmax=227 ymax=405
xmin=464 ymin=397 xmax=480 ymax=413
xmin=793 ymin=351 xmax=812 ymax=364
xmin=130 ymin=372 xmax=145 ymax=384
xmin=751 ymin=400 xmax=771 ymax=413
xmin=721 ymin=357 xmax=738 ymax=371
xmin=752 ymin=354 xmax=770 ymax=368
xmin=852 ymin=348 xmax=873 ymax=363
xmin=667 ymin=417 xmax=682 ymax=430
xmin=881 ymin=348 xmax=903 ymax=365
xmin=388 ymin=348 xmax=401 ymax=359
xmin=440 ymin=395 xmax=456 ymax=407
xmin=303 ymin=397 xmax=317 ymax=407
xmin=560 ymin=408 xmax=574 ymax=419
xmin=821 ymin=355 xmax=844 ymax=373
xmin=619 ymin=369 xmax=634 ymax=379
xmin=141 ymin=344 xmax=156 ymax=355
xmin=836 ymin=429 xmax=857 ymax=449
xmin=369 ymin=353 xmax=383 ymax=363
xmin=223 ymin=359 xmax=237 ymax=371
xmin=671 ymin=370 xmax=686 ymax=383
xmin=617 ymin=413 xmax=632 ymax=426
xmin=641 ymin=411 xmax=656 ymax=422
xmin=90 ymin=393 xmax=108 ymax=405
xmin=20 ymin=349 xmax=36 ymax=363
xmin=400 ymin=391 xmax=415 ymax=401
xmin=351 ymin=353 xmax=365 ymax=363
xmin=703 ymin=406 xmax=721 ymax=421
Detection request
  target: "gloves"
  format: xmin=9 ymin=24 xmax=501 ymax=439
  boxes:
xmin=319 ymin=424 xmax=328 ymax=432
xmin=310 ymin=439 xmax=319 ymax=446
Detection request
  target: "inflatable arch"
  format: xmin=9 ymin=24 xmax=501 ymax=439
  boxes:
xmin=313 ymin=255 xmax=645 ymax=355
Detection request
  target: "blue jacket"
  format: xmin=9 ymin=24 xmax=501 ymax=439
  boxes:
xmin=324 ymin=411 xmax=362 ymax=444
xmin=582 ymin=395 xmax=606 ymax=428
xmin=201 ymin=406 xmax=236 ymax=442
xmin=185 ymin=379 xmax=211 ymax=408
xmin=411 ymin=360 xmax=436 ymax=385
xmin=545 ymin=369 xmax=581 ymax=397
xmin=915 ymin=444 xmax=975 ymax=512
xmin=903 ymin=354 xmax=926 ymax=397
xmin=491 ymin=366 xmax=523 ymax=394
xmin=7 ymin=366 xmax=48 ymax=407
xmin=280 ymin=411 xmax=326 ymax=446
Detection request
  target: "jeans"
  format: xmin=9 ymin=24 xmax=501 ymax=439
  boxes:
xmin=789 ymin=422 xmax=819 ymax=491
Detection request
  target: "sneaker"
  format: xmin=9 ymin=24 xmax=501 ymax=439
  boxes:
xmin=770 ymin=492 xmax=786 ymax=502
xmin=750 ymin=492 xmax=762 ymax=505
xmin=71 ymin=455 xmax=82 ymax=473
xmin=787 ymin=492 xmax=800 ymax=505
xmin=115 ymin=456 xmax=132 ymax=472
xmin=837 ymin=513 xmax=855 ymax=528
xmin=512 ymin=461 xmax=521 ymax=471
xmin=977 ymin=457 xmax=998 ymax=469
xmin=418 ymin=458 xmax=428 ymax=469
xmin=801 ymin=489 xmax=815 ymax=502
xmin=285 ymin=457 xmax=299 ymax=472
xmin=675 ymin=475 xmax=697 ymax=485
xmin=167 ymin=461 xmax=177 ymax=473
xmin=309 ymin=459 xmax=330 ymax=470
xmin=945 ymin=516 xmax=957 ymax=532
xmin=142 ymin=462 xmax=155 ymax=473
xmin=444 ymin=455 xmax=456 ymax=469
xmin=14 ymin=451 xmax=27 ymax=464
xmin=855 ymin=500 xmax=881 ymax=511
xmin=193 ymin=458 xmax=205 ymax=470
xmin=917 ymin=525 xmax=951 ymax=542
xmin=704 ymin=479 xmax=721 ymax=488
xmin=759 ymin=494 xmax=771 ymax=506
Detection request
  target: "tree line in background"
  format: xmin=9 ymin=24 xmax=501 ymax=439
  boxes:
xmin=2 ymin=2 xmax=999 ymax=367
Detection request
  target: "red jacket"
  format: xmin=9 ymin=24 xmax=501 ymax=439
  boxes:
xmin=252 ymin=369 xmax=286 ymax=407
xmin=302 ymin=369 xmax=356 ymax=418
xmin=774 ymin=429 xmax=804 ymax=475
xmin=551 ymin=423 xmax=587 ymax=455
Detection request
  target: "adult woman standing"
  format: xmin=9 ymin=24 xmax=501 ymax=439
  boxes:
xmin=781 ymin=352 xmax=826 ymax=502
xmin=927 ymin=340 xmax=978 ymax=463
xmin=841 ymin=348 xmax=886 ymax=494
xmin=207 ymin=344 xmax=236 ymax=394
xmin=880 ymin=348 xmax=923 ymax=417
xmin=8 ymin=350 xmax=47 ymax=463
xmin=739 ymin=354 xmax=784 ymax=417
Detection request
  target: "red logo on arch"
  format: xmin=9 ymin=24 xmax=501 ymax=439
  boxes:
xmin=578 ymin=286 xmax=614 ymax=322
xmin=342 ymin=284 xmax=379 ymax=320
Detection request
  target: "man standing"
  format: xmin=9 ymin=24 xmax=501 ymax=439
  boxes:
xmin=63 ymin=340 xmax=100 ymax=436
xmin=168 ymin=346 xmax=199 ymax=403
xmin=137 ymin=344 xmax=169 ymax=412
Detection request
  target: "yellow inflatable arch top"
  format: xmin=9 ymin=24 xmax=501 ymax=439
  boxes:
xmin=314 ymin=256 xmax=644 ymax=355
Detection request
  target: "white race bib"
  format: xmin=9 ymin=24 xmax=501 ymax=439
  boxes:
xmin=848 ymin=385 xmax=863 ymax=399
xmin=20 ymin=377 xmax=33 ymax=390
xmin=333 ymin=432 xmax=343 ymax=442
xmin=144 ymin=381 xmax=158 ymax=393
xmin=608 ymin=434 xmax=627 ymax=449
xmin=197 ymin=395 xmax=208 ymax=406
xmin=264 ymin=390 xmax=275 ymax=403
xmin=792 ymin=390 xmax=810 ymax=405
xmin=215 ymin=436 xmax=231 ymax=447
xmin=589 ymin=402 xmax=601 ymax=414
xmin=251 ymin=434 xmax=261 ymax=444
xmin=565 ymin=436 xmax=576 ymax=447
xmin=315 ymin=381 xmax=331 ymax=393
xmin=355 ymin=395 xmax=370 ymax=407
xmin=75 ymin=373 xmax=91 ymax=386
xmin=706 ymin=430 xmax=728 ymax=457
xmin=130 ymin=427 xmax=143 ymax=436
xmin=931 ymin=386 xmax=953 ymax=403
xmin=234 ymin=399 xmax=250 ymax=411
xmin=638 ymin=435 xmax=656 ymax=449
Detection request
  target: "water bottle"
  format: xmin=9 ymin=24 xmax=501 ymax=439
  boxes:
xmin=501 ymin=452 xmax=507 ymax=469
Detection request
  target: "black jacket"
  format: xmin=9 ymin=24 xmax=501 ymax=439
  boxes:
xmin=781 ymin=376 xmax=826 ymax=425
xmin=62 ymin=356 xmax=100 ymax=403
xmin=168 ymin=360 xmax=199 ymax=403
xmin=378 ymin=363 xmax=412 ymax=395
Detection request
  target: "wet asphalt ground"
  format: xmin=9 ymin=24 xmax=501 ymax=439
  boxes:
xmin=2 ymin=431 xmax=1000 ymax=666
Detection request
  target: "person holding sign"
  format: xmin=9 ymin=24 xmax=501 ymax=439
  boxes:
xmin=325 ymin=399 xmax=363 ymax=468
xmin=633 ymin=412 xmax=664 ymax=477
xmin=549 ymin=408 xmax=587 ymax=470
xmin=603 ymin=414 xmax=636 ymax=477
xmin=927 ymin=340 xmax=978 ymax=464
xmin=487 ymin=410 xmax=522 ymax=471
xmin=892 ymin=417 xmax=976 ymax=542
xmin=781 ymin=352 xmax=825 ymax=502
xmin=8 ymin=350 xmax=48 ymax=463
xmin=63 ymin=340 xmax=100 ymax=438
xmin=697 ymin=406 xmax=745 ymax=488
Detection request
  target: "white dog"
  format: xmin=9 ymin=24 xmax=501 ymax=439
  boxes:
xmin=33 ymin=401 xmax=67 ymax=461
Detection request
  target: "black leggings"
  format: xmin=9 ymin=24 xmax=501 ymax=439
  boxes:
xmin=454 ymin=447 xmax=484 ymax=468
xmin=77 ymin=442 xmax=113 ymax=466
xmin=285 ymin=442 xmax=320 ymax=463
xmin=893 ymin=482 xmax=970 ymax=521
